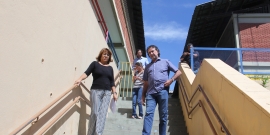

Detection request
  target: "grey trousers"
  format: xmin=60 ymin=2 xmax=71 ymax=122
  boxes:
xmin=87 ymin=89 xmax=111 ymax=135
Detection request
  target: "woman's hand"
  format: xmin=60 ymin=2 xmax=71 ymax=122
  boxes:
xmin=74 ymin=79 xmax=81 ymax=87
xmin=74 ymin=73 xmax=87 ymax=87
xmin=113 ymin=92 xmax=118 ymax=101
xmin=111 ymin=86 xmax=117 ymax=101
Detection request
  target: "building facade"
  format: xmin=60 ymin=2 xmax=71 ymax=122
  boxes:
xmin=0 ymin=0 xmax=145 ymax=134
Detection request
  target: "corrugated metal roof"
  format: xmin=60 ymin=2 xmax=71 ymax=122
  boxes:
xmin=185 ymin=0 xmax=270 ymax=51
xmin=124 ymin=0 xmax=146 ymax=57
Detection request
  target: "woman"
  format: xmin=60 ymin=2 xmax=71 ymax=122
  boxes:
xmin=132 ymin=62 xmax=144 ymax=119
xmin=74 ymin=48 xmax=118 ymax=135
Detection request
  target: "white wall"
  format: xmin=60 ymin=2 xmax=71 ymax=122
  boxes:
xmin=0 ymin=0 xmax=118 ymax=134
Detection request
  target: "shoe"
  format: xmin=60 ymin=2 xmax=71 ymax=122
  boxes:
xmin=137 ymin=116 xmax=142 ymax=119
xmin=132 ymin=115 xmax=136 ymax=119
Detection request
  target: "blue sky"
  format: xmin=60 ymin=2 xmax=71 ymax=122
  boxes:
xmin=142 ymin=0 xmax=209 ymax=90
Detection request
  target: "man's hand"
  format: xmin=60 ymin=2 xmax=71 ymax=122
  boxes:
xmin=141 ymin=95 xmax=146 ymax=106
xmin=142 ymin=81 xmax=148 ymax=106
xmin=164 ymin=79 xmax=173 ymax=87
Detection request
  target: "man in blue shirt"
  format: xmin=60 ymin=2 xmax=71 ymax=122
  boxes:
xmin=142 ymin=45 xmax=182 ymax=135
xmin=133 ymin=49 xmax=149 ymax=69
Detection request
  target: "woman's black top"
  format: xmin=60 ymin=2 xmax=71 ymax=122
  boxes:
xmin=84 ymin=61 xmax=115 ymax=90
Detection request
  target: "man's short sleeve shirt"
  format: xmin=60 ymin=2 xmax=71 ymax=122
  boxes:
xmin=133 ymin=56 xmax=149 ymax=68
xmin=143 ymin=58 xmax=178 ymax=94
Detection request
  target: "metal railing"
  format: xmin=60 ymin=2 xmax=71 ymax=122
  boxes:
xmin=9 ymin=85 xmax=79 ymax=135
xmin=119 ymin=62 xmax=133 ymax=97
xmin=106 ymin=32 xmax=119 ymax=67
xmin=178 ymin=78 xmax=231 ymax=135
xmin=190 ymin=47 xmax=270 ymax=75
xmin=36 ymin=96 xmax=89 ymax=134
xmin=10 ymin=70 xmax=122 ymax=135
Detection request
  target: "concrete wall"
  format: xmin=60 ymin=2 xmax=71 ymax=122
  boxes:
xmin=0 ymin=0 xmax=119 ymax=134
xmin=179 ymin=59 xmax=270 ymax=135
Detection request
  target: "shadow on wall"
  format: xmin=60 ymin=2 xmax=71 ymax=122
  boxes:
xmin=20 ymin=86 xmax=90 ymax=135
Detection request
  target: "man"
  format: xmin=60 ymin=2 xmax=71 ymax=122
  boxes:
xmin=133 ymin=49 xmax=149 ymax=69
xmin=142 ymin=45 xmax=182 ymax=135
xmin=180 ymin=43 xmax=200 ymax=71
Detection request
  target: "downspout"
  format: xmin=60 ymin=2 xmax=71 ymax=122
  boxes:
xmin=236 ymin=13 xmax=244 ymax=73
xmin=91 ymin=0 xmax=108 ymax=38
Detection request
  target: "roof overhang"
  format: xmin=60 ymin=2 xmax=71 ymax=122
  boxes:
xmin=185 ymin=0 xmax=270 ymax=51
xmin=98 ymin=0 xmax=146 ymax=57
xmin=125 ymin=0 xmax=146 ymax=56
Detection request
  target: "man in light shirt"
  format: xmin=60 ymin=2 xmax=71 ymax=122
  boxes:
xmin=133 ymin=49 xmax=149 ymax=69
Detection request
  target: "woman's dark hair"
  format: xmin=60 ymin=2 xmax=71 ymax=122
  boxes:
xmin=147 ymin=45 xmax=160 ymax=57
xmin=187 ymin=43 xmax=193 ymax=47
xmin=96 ymin=48 xmax=113 ymax=64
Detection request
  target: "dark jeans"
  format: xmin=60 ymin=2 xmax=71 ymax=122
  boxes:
xmin=132 ymin=87 xmax=143 ymax=117
xmin=142 ymin=90 xmax=168 ymax=135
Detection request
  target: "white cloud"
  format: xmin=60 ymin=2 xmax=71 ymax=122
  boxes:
xmin=144 ymin=22 xmax=187 ymax=41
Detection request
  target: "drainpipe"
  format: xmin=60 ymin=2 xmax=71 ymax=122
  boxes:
xmin=91 ymin=0 xmax=108 ymax=38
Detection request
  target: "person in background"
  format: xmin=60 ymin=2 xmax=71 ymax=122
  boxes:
xmin=74 ymin=48 xmax=118 ymax=135
xmin=132 ymin=62 xmax=144 ymax=119
xmin=133 ymin=49 xmax=149 ymax=69
xmin=142 ymin=45 xmax=182 ymax=135
xmin=180 ymin=43 xmax=200 ymax=71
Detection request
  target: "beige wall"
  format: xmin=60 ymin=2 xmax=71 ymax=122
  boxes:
xmin=179 ymin=59 xmax=270 ymax=135
xmin=0 ymin=0 xmax=118 ymax=134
